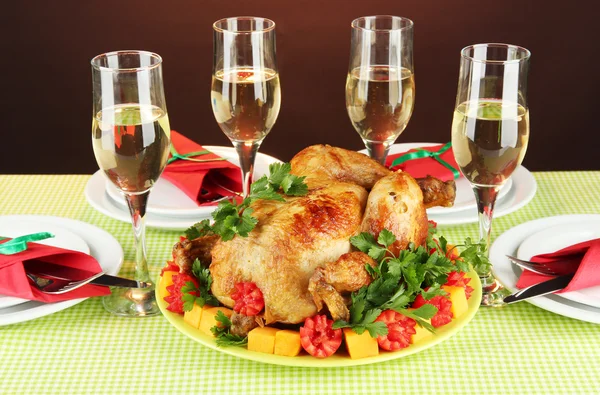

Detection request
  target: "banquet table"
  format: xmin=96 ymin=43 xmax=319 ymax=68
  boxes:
xmin=0 ymin=172 xmax=599 ymax=395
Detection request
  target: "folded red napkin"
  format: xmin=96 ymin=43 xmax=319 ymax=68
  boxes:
xmin=516 ymin=239 xmax=600 ymax=293
xmin=161 ymin=131 xmax=242 ymax=206
xmin=386 ymin=143 xmax=461 ymax=182
xmin=0 ymin=239 xmax=110 ymax=303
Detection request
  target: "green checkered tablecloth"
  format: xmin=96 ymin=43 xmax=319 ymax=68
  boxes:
xmin=0 ymin=173 xmax=599 ymax=395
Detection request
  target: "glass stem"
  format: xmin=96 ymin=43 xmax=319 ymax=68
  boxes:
xmin=473 ymin=185 xmax=499 ymax=273
xmin=124 ymin=191 xmax=151 ymax=283
xmin=233 ymin=141 xmax=261 ymax=198
xmin=364 ymin=140 xmax=392 ymax=165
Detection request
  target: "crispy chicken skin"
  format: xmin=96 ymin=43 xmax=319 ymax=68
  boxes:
xmin=290 ymin=144 xmax=392 ymax=189
xmin=210 ymin=182 xmax=368 ymax=324
xmin=172 ymin=145 xmax=455 ymax=325
xmin=360 ymin=171 xmax=429 ymax=256
xmin=308 ymin=252 xmax=376 ymax=321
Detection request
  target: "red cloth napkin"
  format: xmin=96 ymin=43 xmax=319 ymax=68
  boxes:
xmin=385 ymin=144 xmax=461 ymax=181
xmin=0 ymin=240 xmax=110 ymax=303
xmin=516 ymin=239 xmax=600 ymax=293
xmin=161 ymin=131 xmax=242 ymax=205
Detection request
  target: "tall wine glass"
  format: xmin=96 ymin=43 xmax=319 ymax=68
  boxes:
xmin=211 ymin=17 xmax=281 ymax=197
xmin=91 ymin=51 xmax=170 ymax=316
xmin=451 ymin=43 xmax=531 ymax=306
xmin=346 ymin=16 xmax=415 ymax=164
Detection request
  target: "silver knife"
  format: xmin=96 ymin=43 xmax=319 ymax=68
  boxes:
xmin=504 ymin=274 xmax=574 ymax=304
xmin=24 ymin=261 xmax=152 ymax=289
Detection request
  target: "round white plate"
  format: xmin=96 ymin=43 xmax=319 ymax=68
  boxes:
xmin=428 ymin=165 xmax=536 ymax=226
xmin=104 ymin=146 xmax=282 ymax=218
xmin=0 ymin=221 xmax=90 ymax=309
xmin=0 ymin=215 xmax=124 ymax=327
xmin=361 ymin=143 xmax=512 ymax=215
xmin=517 ymin=219 xmax=600 ymax=308
xmin=491 ymin=214 xmax=600 ymax=324
xmin=85 ymin=171 xmax=211 ymax=230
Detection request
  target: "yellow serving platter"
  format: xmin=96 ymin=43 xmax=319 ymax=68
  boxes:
xmin=157 ymin=269 xmax=481 ymax=367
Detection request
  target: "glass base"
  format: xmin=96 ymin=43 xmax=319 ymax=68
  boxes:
xmin=479 ymin=273 xmax=511 ymax=307
xmin=102 ymin=286 xmax=160 ymax=317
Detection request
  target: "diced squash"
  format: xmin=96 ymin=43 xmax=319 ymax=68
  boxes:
xmin=343 ymin=328 xmax=379 ymax=359
xmin=412 ymin=320 xmax=434 ymax=344
xmin=158 ymin=271 xmax=176 ymax=300
xmin=183 ymin=302 xmax=206 ymax=329
xmin=442 ymin=285 xmax=468 ymax=318
xmin=248 ymin=327 xmax=280 ymax=354
xmin=274 ymin=330 xmax=302 ymax=357
xmin=199 ymin=307 xmax=233 ymax=337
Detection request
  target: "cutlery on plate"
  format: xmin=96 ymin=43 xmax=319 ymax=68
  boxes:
xmin=24 ymin=261 xmax=152 ymax=289
xmin=503 ymin=274 xmax=574 ymax=304
xmin=27 ymin=271 xmax=107 ymax=294
xmin=506 ymin=255 xmax=578 ymax=276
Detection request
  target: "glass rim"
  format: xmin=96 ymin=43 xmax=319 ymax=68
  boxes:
xmin=351 ymin=15 xmax=414 ymax=32
xmin=461 ymin=43 xmax=531 ymax=64
xmin=91 ymin=50 xmax=162 ymax=72
xmin=213 ymin=16 xmax=276 ymax=33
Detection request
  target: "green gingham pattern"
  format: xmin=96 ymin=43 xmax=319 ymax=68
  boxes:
xmin=0 ymin=173 xmax=599 ymax=395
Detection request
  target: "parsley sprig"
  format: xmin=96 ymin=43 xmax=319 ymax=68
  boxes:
xmin=211 ymin=310 xmax=248 ymax=347
xmin=182 ymin=259 xmax=220 ymax=312
xmin=185 ymin=163 xmax=308 ymax=241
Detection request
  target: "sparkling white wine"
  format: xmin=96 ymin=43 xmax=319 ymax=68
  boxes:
xmin=345 ymin=66 xmax=415 ymax=144
xmin=211 ymin=68 xmax=281 ymax=143
xmin=452 ymin=100 xmax=529 ymax=187
xmin=92 ymin=104 xmax=170 ymax=193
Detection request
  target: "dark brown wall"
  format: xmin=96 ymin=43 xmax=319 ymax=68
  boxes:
xmin=2 ymin=0 xmax=598 ymax=173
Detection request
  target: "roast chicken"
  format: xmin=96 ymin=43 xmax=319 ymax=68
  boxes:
xmin=173 ymin=145 xmax=455 ymax=329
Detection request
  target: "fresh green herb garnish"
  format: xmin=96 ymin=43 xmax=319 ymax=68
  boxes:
xmin=211 ymin=310 xmax=248 ymax=347
xmin=182 ymin=259 xmax=220 ymax=312
xmin=334 ymin=222 xmax=488 ymax=338
xmin=184 ymin=163 xmax=308 ymax=242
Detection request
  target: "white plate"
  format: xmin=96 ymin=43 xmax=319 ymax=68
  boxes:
xmin=362 ymin=143 xmax=512 ymax=215
xmin=85 ymin=171 xmax=212 ymax=230
xmin=0 ymin=221 xmax=90 ymax=309
xmin=104 ymin=146 xmax=283 ymax=218
xmin=517 ymin=219 xmax=600 ymax=308
xmin=0 ymin=215 xmax=124 ymax=326
xmin=428 ymin=165 xmax=536 ymax=226
xmin=491 ymin=214 xmax=600 ymax=324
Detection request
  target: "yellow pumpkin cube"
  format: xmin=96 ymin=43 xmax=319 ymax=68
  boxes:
xmin=274 ymin=330 xmax=302 ymax=357
xmin=442 ymin=285 xmax=468 ymax=318
xmin=183 ymin=302 xmax=206 ymax=329
xmin=412 ymin=320 xmax=434 ymax=344
xmin=199 ymin=307 xmax=233 ymax=337
xmin=248 ymin=327 xmax=280 ymax=354
xmin=158 ymin=270 xmax=176 ymax=300
xmin=343 ymin=328 xmax=379 ymax=359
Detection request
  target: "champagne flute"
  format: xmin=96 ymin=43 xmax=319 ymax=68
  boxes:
xmin=211 ymin=17 xmax=281 ymax=197
xmin=91 ymin=50 xmax=170 ymax=316
xmin=451 ymin=43 xmax=531 ymax=306
xmin=346 ymin=16 xmax=415 ymax=164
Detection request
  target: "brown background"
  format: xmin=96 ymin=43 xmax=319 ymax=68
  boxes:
xmin=1 ymin=0 xmax=598 ymax=174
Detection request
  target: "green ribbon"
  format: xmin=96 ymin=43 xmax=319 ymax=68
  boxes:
xmin=389 ymin=141 xmax=460 ymax=179
xmin=0 ymin=232 xmax=55 ymax=255
xmin=167 ymin=143 xmax=228 ymax=165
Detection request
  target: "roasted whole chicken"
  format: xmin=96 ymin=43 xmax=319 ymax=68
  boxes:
xmin=173 ymin=145 xmax=455 ymax=332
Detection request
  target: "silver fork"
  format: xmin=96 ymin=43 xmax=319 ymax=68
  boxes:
xmin=506 ymin=255 xmax=577 ymax=276
xmin=26 ymin=272 xmax=106 ymax=294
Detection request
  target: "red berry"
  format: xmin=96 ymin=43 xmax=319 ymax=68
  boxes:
xmin=299 ymin=315 xmax=342 ymax=358
xmin=164 ymin=273 xmax=198 ymax=314
xmin=375 ymin=310 xmax=417 ymax=351
xmin=230 ymin=282 xmax=265 ymax=316
xmin=160 ymin=261 xmax=179 ymax=276
xmin=445 ymin=271 xmax=474 ymax=299
xmin=413 ymin=293 xmax=453 ymax=327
